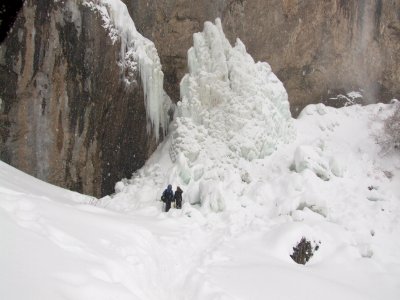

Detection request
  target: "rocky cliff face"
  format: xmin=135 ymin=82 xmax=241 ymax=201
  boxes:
xmin=1 ymin=0 xmax=399 ymax=197
xmin=126 ymin=0 xmax=400 ymax=114
xmin=0 ymin=0 xmax=168 ymax=197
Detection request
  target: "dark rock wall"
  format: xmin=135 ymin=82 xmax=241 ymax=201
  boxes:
xmin=0 ymin=0 xmax=25 ymax=43
xmin=125 ymin=0 xmax=400 ymax=115
xmin=0 ymin=0 xmax=158 ymax=197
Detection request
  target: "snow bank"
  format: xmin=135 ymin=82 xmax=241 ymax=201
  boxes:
xmin=84 ymin=0 xmax=172 ymax=140
xmin=0 ymin=161 xmax=215 ymax=300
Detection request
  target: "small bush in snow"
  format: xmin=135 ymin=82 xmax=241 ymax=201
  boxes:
xmin=380 ymin=103 xmax=400 ymax=153
xmin=290 ymin=237 xmax=320 ymax=265
xmin=383 ymin=170 xmax=393 ymax=179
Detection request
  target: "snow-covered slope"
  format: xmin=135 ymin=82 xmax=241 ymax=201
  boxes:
xmin=0 ymin=161 xmax=217 ymax=299
xmin=1 ymin=18 xmax=400 ymax=300
xmin=2 ymin=100 xmax=399 ymax=299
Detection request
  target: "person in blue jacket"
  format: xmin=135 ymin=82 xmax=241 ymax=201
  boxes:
xmin=161 ymin=184 xmax=174 ymax=212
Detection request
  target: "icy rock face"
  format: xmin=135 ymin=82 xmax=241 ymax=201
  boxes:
xmin=0 ymin=0 xmax=171 ymax=197
xmin=176 ymin=19 xmax=293 ymax=162
xmin=85 ymin=0 xmax=171 ymax=140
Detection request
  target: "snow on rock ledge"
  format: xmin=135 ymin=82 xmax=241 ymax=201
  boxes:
xmin=176 ymin=19 xmax=294 ymax=161
xmin=84 ymin=0 xmax=171 ymax=140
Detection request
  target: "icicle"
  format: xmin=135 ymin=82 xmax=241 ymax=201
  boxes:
xmin=84 ymin=0 xmax=172 ymax=141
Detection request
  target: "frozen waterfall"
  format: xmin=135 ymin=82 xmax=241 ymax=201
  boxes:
xmin=177 ymin=18 xmax=294 ymax=162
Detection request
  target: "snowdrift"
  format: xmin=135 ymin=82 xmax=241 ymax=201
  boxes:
xmin=0 ymin=161 xmax=212 ymax=299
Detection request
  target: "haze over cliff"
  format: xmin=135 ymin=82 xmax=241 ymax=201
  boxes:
xmin=128 ymin=0 xmax=400 ymax=113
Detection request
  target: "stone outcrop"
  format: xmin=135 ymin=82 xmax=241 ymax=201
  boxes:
xmin=0 ymin=0 xmax=164 ymax=197
xmin=126 ymin=0 xmax=400 ymax=115
xmin=0 ymin=0 xmax=25 ymax=43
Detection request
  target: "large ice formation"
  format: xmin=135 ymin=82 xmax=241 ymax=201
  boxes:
xmin=175 ymin=18 xmax=294 ymax=162
xmin=84 ymin=0 xmax=171 ymax=140
xmin=104 ymin=18 xmax=296 ymax=214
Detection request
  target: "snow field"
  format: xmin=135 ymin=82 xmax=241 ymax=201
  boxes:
xmin=0 ymin=162 xmax=224 ymax=299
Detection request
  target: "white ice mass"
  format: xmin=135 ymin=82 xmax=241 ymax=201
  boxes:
xmin=1 ymin=12 xmax=400 ymax=300
xmin=179 ymin=19 xmax=293 ymax=161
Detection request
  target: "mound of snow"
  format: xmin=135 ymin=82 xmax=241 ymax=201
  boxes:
xmin=0 ymin=161 xmax=214 ymax=300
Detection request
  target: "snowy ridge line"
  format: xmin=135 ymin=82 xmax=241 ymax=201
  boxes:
xmin=83 ymin=0 xmax=171 ymax=140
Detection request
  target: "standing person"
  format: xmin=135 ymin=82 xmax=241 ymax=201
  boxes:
xmin=174 ymin=186 xmax=183 ymax=209
xmin=161 ymin=184 xmax=174 ymax=212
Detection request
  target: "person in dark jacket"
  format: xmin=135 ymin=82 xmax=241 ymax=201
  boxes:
xmin=161 ymin=184 xmax=174 ymax=212
xmin=174 ymin=186 xmax=183 ymax=209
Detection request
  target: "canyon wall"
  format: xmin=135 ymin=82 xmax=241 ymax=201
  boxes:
xmin=126 ymin=0 xmax=400 ymax=114
xmin=1 ymin=0 xmax=399 ymax=196
xmin=0 ymin=0 xmax=166 ymax=197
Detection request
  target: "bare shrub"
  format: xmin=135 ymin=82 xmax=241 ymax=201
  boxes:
xmin=290 ymin=237 xmax=320 ymax=265
xmin=379 ymin=103 xmax=400 ymax=154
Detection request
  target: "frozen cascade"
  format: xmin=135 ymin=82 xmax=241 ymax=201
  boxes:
xmin=84 ymin=0 xmax=171 ymax=140
xmin=105 ymin=19 xmax=296 ymax=214
xmin=177 ymin=18 xmax=294 ymax=162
